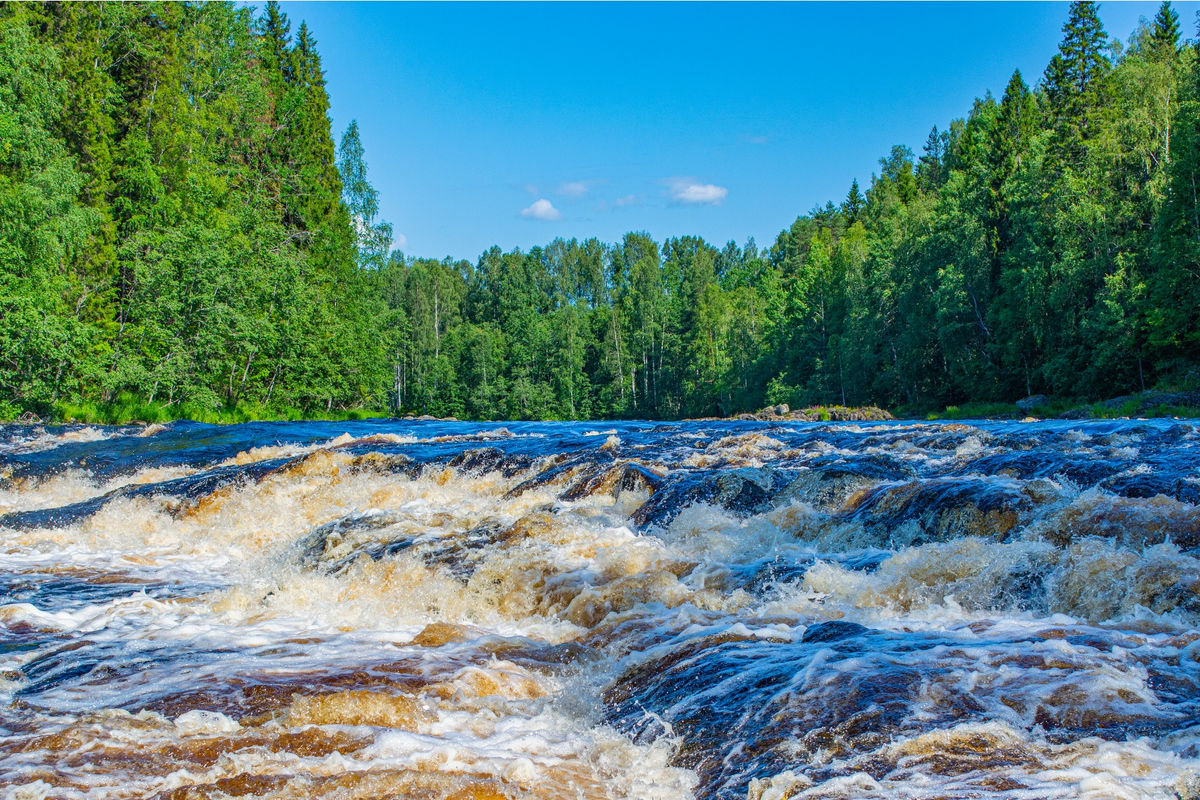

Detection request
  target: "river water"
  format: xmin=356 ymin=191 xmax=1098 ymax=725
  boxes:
xmin=0 ymin=418 xmax=1197 ymax=799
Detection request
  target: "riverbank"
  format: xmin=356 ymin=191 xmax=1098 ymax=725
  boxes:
xmin=28 ymin=399 xmax=391 ymax=426
xmin=7 ymin=389 xmax=1199 ymax=427
xmin=922 ymin=389 xmax=1200 ymax=421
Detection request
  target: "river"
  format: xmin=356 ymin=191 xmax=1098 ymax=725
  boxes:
xmin=1 ymin=418 xmax=1197 ymax=799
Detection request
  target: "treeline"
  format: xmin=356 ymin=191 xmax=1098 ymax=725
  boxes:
xmin=1 ymin=1 xmax=387 ymax=417
xmin=2 ymin=2 xmax=1199 ymax=421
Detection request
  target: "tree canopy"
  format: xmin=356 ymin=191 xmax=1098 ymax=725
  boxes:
xmin=2 ymin=1 xmax=1198 ymax=420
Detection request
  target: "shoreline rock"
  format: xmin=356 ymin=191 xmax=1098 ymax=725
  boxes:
xmin=1055 ymin=389 xmax=1200 ymax=420
xmin=692 ymin=405 xmax=896 ymax=423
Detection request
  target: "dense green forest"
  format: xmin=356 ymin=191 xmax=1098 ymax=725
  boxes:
xmin=2 ymin=1 xmax=1199 ymax=421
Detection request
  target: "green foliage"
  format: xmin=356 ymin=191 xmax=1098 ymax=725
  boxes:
xmin=2 ymin=2 xmax=1198 ymax=424
xmin=926 ymin=403 xmax=1022 ymax=420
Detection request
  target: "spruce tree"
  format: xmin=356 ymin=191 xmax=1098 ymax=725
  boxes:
xmin=259 ymin=1 xmax=293 ymax=85
xmin=917 ymin=126 xmax=947 ymax=190
xmin=1042 ymin=0 xmax=1110 ymax=150
xmin=1150 ymin=1 xmax=1181 ymax=57
xmin=842 ymin=179 xmax=864 ymax=223
xmin=996 ymin=70 xmax=1037 ymax=173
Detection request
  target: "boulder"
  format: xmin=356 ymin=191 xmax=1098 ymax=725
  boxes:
xmin=1015 ymin=394 xmax=1049 ymax=413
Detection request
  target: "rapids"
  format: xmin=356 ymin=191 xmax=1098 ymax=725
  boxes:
xmin=0 ymin=418 xmax=1197 ymax=799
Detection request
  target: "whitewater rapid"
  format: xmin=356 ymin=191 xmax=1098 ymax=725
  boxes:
xmin=0 ymin=418 xmax=1197 ymax=799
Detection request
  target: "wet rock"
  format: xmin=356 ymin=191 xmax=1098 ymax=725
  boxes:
xmin=952 ymin=449 xmax=1125 ymax=484
xmin=419 ymin=523 xmax=507 ymax=579
xmin=291 ymin=510 xmax=414 ymax=570
xmin=1016 ymin=395 xmax=1049 ymax=413
xmin=717 ymin=471 xmax=772 ymax=509
xmin=801 ymin=620 xmax=870 ymax=643
xmin=0 ymin=459 xmax=287 ymax=530
xmin=777 ymin=455 xmax=915 ymax=512
xmin=448 ymin=447 xmax=532 ymax=477
xmin=604 ymin=630 xmax=935 ymax=799
xmin=560 ymin=461 xmax=665 ymax=501
xmin=1042 ymin=492 xmax=1200 ymax=552
xmin=844 ymin=477 xmax=1033 ymax=546
xmin=505 ymin=451 xmax=608 ymax=497
xmin=631 ymin=467 xmax=788 ymax=527
xmin=1101 ymin=473 xmax=1200 ymax=505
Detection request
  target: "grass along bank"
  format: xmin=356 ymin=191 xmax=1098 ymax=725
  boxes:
xmin=45 ymin=398 xmax=390 ymax=426
xmin=922 ymin=390 xmax=1200 ymax=421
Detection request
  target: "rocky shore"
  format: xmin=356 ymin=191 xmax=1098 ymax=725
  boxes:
xmin=699 ymin=404 xmax=896 ymax=423
xmin=1055 ymin=389 xmax=1200 ymax=419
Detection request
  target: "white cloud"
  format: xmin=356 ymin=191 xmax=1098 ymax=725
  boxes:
xmin=666 ymin=178 xmax=728 ymax=206
xmin=521 ymin=198 xmax=562 ymax=221
xmin=559 ymin=180 xmax=592 ymax=198
xmin=614 ymin=194 xmax=640 ymax=207
xmin=746 ymin=135 xmax=769 ymax=145
xmin=394 ymin=232 xmax=408 ymax=248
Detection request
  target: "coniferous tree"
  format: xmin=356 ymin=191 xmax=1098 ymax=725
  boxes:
xmin=1150 ymin=1 xmax=1181 ymax=57
xmin=1042 ymin=0 xmax=1111 ymax=153
xmin=842 ymin=179 xmax=864 ymax=224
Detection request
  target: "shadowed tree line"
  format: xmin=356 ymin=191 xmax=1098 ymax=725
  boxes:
xmin=2 ymin=1 xmax=1199 ymax=420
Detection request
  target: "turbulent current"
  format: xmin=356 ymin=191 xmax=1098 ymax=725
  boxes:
xmin=1 ymin=419 xmax=1198 ymax=800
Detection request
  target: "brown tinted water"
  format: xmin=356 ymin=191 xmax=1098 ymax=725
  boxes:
xmin=1 ymin=418 xmax=1197 ymax=799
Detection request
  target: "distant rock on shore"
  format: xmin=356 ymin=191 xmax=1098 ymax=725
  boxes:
xmin=1016 ymin=394 xmax=1049 ymax=413
xmin=1056 ymin=389 xmax=1200 ymax=419
xmin=722 ymin=405 xmax=895 ymax=423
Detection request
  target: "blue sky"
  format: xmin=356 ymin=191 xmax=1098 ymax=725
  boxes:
xmin=277 ymin=1 xmax=1199 ymax=261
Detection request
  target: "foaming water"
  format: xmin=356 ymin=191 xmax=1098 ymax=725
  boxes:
xmin=1 ymin=418 xmax=1198 ymax=799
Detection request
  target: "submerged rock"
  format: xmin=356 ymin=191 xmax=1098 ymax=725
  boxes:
xmin=843 ymin=477 xmax=1035 ymax=547
xmin=631 ymin=467 xmax=792 ymax=527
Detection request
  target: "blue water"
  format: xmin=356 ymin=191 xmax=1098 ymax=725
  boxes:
xmin=1 ymin=418 xmax=1198 ymax=798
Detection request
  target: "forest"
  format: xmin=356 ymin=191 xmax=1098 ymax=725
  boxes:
xmin=2 ymin=1 xmax=1199 ymax=421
